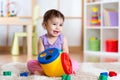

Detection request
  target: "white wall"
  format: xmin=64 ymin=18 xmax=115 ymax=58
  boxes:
xmin=0 ymin=0 xmax=82 ymax=47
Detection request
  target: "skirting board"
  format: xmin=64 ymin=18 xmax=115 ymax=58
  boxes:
xmin=0 ymin=46 xmax=82 ymax=53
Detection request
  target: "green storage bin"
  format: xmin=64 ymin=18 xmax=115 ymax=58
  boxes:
xmin=89 ymin=39 xmax=100 ymax=51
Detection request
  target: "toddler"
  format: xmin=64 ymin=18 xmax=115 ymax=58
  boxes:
xmin=27 ymin=9 xmax=78 ymax=75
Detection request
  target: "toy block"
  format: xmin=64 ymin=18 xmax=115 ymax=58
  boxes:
xmin=20 ymin=72 xmax=29 ymax=77
xmin=62 ymin=74 xmax=71 ymax=80
xmin=62 ymin=74 xmax=67 ymax=80
xmin=109 ymin=71 xmax=117 ymax=77
xmin=3 ymin=71 xmax=12 ymax=76
xmin=66 ymin=75 xmax=71 ymax=80
xmin=99 ymin=72 xmax=108 ymax=80
xmin=100 ymin=72 xmax=108 ymax=76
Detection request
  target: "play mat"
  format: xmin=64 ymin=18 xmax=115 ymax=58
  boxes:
xmin=0 ymin=62 xmax=120 ymax=80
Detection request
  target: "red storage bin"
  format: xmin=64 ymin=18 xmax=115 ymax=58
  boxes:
xmin=106 ymin=40 xmax=118 ymax=52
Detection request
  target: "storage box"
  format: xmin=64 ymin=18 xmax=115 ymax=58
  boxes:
xmin=106 ymin=40 xmax=118 ymax=52
xmin=89 ymin=39 xmax=100 ymax=51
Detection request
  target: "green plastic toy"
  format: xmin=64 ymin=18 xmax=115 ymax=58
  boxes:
xmin=3 ymin=71 xmax=12 ymax=76
xmin=99 ymin=72 xmax=108 ymax=80
xmin=62 ymin=74 xmax=71 ymax=80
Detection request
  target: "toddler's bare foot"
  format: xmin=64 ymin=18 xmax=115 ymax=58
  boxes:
xmin=34 ymin=71 xmax=44 ymax=75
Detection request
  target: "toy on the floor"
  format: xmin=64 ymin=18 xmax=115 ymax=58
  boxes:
xmin=99 ymin=72 xmax=108 ymax=80
xmin=99 ymin=71 xmax=120 ymax=80
xmin=20 ymin=72 xmax=29 ymax=77
xmin=109 ymin=71 xmax=117 ymax=77
xmin=38 ymin=48 xmax=73 ymax=77
xmin=62 ymin=74 xmax=71 ymax=80
xmin=3 ymin=71 xmax=12 ymax=76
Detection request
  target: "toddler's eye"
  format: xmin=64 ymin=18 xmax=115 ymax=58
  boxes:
xmin=53 ymin=24 xmax=56 ymax=25
xmin=60 ymin=24 xmax=63 ymax=27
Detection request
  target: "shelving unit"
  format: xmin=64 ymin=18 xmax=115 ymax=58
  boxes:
xmin=84 ymin=0 xmax=120 ymax=62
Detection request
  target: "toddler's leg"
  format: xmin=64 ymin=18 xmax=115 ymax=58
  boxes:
xmin=27 ymin=60 xmax=43 ymax=75
xmin=71 ymin=60 xmax=79 ymax=72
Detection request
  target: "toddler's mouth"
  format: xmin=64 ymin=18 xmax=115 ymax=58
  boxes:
xmin=53 ymin=30 xmax=59 ymax=34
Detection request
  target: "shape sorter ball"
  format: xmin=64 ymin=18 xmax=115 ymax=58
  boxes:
xmin=38 ymin=48 xmax=73 ymax=77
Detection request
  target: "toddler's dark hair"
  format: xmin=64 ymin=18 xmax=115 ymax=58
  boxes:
xmin=42 ymin=9 xmax=64 ymax=26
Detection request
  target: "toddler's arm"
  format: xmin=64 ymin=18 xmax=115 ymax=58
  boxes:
xmin=38 ymin=38 xmax=45 ymax=53
xmin=62 ymin=37 xmax=69 ymax=53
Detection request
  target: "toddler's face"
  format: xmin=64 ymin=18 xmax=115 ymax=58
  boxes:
xmin=46 ymin=17 xmax=64 ymax=37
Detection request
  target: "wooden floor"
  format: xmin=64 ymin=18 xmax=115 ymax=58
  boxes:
xmin=0 ymin=51 xmax=83 ymax=63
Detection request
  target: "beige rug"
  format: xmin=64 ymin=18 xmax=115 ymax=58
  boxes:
xmin=0 ymin=62 xmax=120 ymax=80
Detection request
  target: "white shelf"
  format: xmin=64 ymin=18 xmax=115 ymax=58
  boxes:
xmin=102 ymin=0 xmax=119 ymax=3
xmin=102 ymin=27 xmax=119 ymax=29
xmin=87 ymin=26 xmax=101 ymax=29
xmin=86 ymin=2 xmax=101 ymax=5
xmin=85 ymin=51 xmax=119 ymax=55
xmin=84 ymin=51 xmax=102 ymax=56
xmin=84 ymin=0 xmax=119 ymax=62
